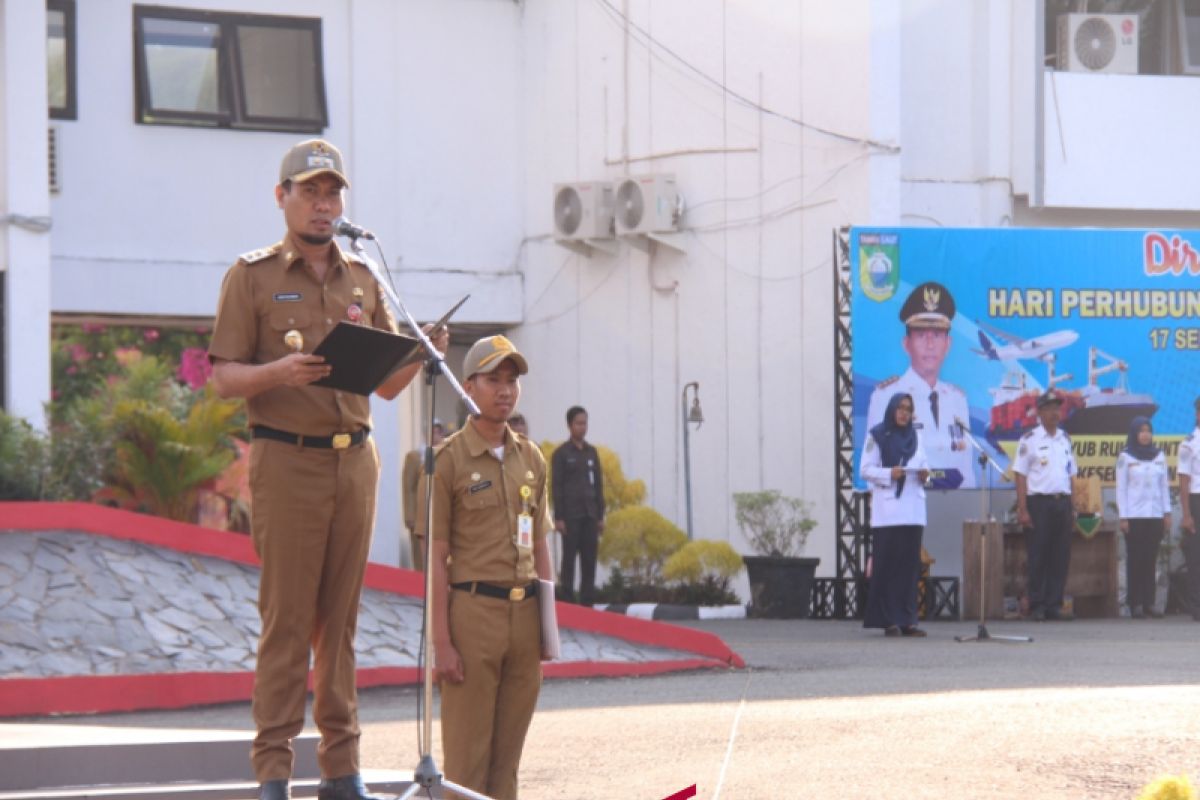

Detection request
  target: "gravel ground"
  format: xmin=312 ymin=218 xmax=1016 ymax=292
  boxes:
xmin=8 ymin=616 xmax=1200 ymax=799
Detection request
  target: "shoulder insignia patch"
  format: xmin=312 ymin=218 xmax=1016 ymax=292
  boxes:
xmin=239 ymin=243 xmax=281 ymax=265
xmin=876 ymin=376 xmax=900 ymax=390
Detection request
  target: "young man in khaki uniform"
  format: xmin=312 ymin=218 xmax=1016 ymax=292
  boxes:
xmin=209 ymin=138 xmax=448 ymax=800
xmin=419 ymin=335 xmax=554 ymax=800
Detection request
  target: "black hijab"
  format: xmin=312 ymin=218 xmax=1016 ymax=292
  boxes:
xmin=1123 ymin=416 xmax=1159 ymax=462
xmin=870 ymin=393 xmax=918 ymax=496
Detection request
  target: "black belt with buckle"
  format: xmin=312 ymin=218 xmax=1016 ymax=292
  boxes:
xmin=451 ymin=581 xmax=538 ymax=602
xmin=252 ymin=425 xmax=370 ymax=450
xmin=1031 ymin=492 xmax=1070 ymax=500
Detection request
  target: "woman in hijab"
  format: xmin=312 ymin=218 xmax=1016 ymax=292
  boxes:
xmin=859 ymin=393 xmax=930 ymax=636
xmin=1115 ymin=416 xmax=1170 ymax=618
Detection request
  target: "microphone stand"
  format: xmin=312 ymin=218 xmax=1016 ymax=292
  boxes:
xmin=953 ymin=418 xmax=1034 ymax=644
xmin=343 ymin=234 xmax=495 ymax=800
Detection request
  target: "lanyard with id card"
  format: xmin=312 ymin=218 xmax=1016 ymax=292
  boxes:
xmin=517 ymin=485 xmax=534 ymax=551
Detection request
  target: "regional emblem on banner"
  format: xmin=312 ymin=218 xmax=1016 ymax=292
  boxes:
xmin=858 ymin=234 xmax=900 ymax=302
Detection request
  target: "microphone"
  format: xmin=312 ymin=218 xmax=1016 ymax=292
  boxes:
xmin=333 ymin=216 xmax=375 ymax=240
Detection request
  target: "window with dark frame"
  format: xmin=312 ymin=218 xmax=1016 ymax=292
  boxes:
xmin=48 ymin=0 xmax=77 ymax=120
xmin=133 ymin=5 xmax=328 ymax=133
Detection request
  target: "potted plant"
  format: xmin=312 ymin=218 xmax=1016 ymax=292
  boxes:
xmin=735 ymin=490 xmax=820 ymax=618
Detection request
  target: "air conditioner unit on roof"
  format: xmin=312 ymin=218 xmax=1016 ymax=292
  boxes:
xmin=1057 ymin=13 xmax=1138 ymax=75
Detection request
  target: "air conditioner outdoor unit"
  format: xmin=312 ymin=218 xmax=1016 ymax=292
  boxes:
xmin=614 ymin=174 xmax=683 ymax=236
xmin=1057 ymin=13 xmax=1138 ymax=75
xmin=552 ymin=182 xmax=615 ymax=242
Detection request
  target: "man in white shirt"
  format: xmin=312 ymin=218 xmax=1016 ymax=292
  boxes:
xmin=1014 ymin=390 xmax=1078 ymax=621
xmin=1176 ymin=397 xmax=1200 ymax=622
xmin=866 ymin=281 xmax=975 ymax=489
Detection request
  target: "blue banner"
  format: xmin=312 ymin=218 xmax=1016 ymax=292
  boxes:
xmin=851 ymin=227 xmax=1200 ymax=490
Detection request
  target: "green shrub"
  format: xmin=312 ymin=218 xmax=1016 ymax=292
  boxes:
xmin=663 ymin=540 xmax=744 ymax=606
xmin=93 ymin=386 xmax=242 ymax=522
xmin=0 ymin=412 xmax=49 ymax=500
xmin=598 ymin=505 xmax=687 ymax=586
xmin=664 ymin=540 xmax=744 ymax=584
xmin=734 ymin=490 xmax=816 ymax=557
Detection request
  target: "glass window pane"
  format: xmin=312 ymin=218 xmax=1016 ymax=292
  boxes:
xmin=141 ymin=18 xmax=225 ymax=115
xmin=1185 ymin=0 xmax=1200 ymax=68
xmin=47 ymin=10 xmax=67 ymax=111
xmin=236 ymin=25 xmax=321 ymax=121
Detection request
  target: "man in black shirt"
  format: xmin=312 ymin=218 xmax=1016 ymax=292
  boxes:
xmin=551 ymin=406 xmax=605 ymax=604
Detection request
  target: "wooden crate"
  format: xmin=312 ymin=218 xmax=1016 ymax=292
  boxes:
xmin=963 ymin=522 xmax=1118 ymax=619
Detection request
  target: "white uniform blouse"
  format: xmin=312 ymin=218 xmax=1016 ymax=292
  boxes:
xmin=1115 ymin=451 xmax=1170 ymax=520
xmin=1177 ymin=428 xmax=1200 ymax=494
xmin=860 ymin=432 xmax=929 ymax=528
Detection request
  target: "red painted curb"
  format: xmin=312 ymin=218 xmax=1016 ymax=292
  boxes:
xmin=0 ymin=502 xmax=744 ymax=717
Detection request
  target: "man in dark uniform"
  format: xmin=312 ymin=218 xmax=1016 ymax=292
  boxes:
xmin=403 ymin=418 xmax=445 ymax=570
xmin=1014 ymin=390 xmax=1078 ymax=621
xmin=551 ymin=406 xmax=606 ymax=605
xmin=420 ymin=335 xmax=554 ymax=800
xmin=209 ymin=138 xmax=448 ymax=800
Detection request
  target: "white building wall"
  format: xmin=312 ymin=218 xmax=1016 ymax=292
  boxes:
xmin=24 ymin=0 xmax=1196 ymax=581
xmin=513 ymin=0 xmax=884 ymax=575
xmin=2 ymin=0 xmax=53 ymax=428
xmin=44 ymin=0 xmax=525 ymax=566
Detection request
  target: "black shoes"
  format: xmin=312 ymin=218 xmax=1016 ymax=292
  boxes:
xmin=884 ymin=625 xmax=901 ymax=637
xmin=317 ymin=774 xmax=387 ymax=800
xmin=259 ymin=780 xmax=289 ymax=800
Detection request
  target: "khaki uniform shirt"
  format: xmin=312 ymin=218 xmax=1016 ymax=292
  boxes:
xmin=420 ymin=422 xmax=551 ymax=586
xmin=208 ymin=233 xmax=397 ymax=435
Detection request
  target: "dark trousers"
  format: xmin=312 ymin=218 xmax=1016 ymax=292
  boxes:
xmin=863 ymin=525 xmax=924 ymax=629
xmin=1124 ymin=517 xmax=1164 ymax=610
xmin=1182 ymin=496 xmax=1200 ymax=615
xmin=1026 ymin=494 xmax=1073 ymax=614
xmin=560 ymin=516 xmax=599 ymax=605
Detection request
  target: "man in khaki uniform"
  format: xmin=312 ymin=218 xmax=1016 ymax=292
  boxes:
xmin=402 ymin=418 xmax=446 ymax=570
xmin=209 ymin=138 xmax=448 ymax=800
xmin=419 ymin=335 xmax=554 ymax=800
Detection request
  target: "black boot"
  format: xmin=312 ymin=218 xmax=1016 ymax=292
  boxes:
xmin=317 ymin=774 xmax=386 ymax=800
xmin=259 ymin=780 xmax=290 ymax=800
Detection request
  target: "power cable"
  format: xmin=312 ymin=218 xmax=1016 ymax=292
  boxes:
xmin=590 ymin=0 xmax=900 ymax=153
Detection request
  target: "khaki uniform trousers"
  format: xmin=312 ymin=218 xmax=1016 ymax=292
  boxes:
xmin=249 ymin=438 xmax=379 ymax=782
xmin=441 ymin=589 xmax=542 ymax=800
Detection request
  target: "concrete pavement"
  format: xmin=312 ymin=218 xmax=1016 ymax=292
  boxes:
xmin=6 ymin=616 xmax=1200 ymax=799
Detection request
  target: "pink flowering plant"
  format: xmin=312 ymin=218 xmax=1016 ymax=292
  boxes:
xmin=27 ymin=322 xmax=252 ymax=530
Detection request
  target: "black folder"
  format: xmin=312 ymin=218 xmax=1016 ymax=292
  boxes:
xmin=311 ymin=323 xmax=420 ymax=396
xmin=309 ymin=295 xmax=469 ymax=396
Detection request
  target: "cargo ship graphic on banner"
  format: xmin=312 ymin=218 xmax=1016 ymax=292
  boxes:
xmin=983 ymin=342 xmax=1157 ymax=445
